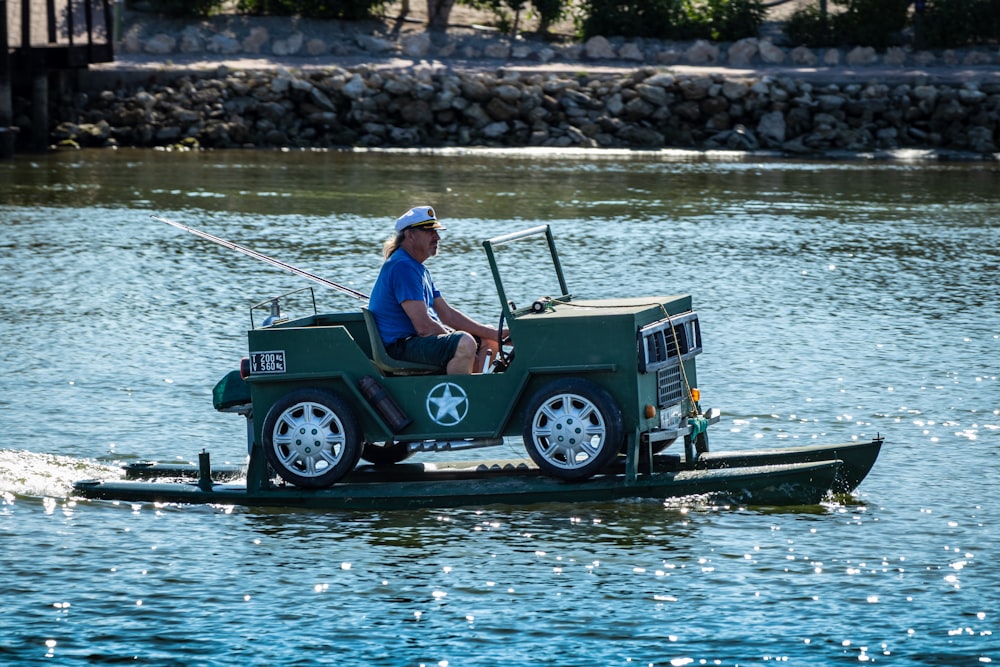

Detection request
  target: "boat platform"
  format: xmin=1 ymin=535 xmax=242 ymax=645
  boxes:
xmin=73 ymin=438 xmax=882 ymax=510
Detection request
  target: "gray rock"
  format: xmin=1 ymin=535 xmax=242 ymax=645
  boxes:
xmin=963 ymin=50 xmax=993 ymax=65
xmin=635 ymin=83 xmax=668 ymax=106
xmin=685 ymin=40 xmax=719 ymax=65
xmin=912 ymin=84 xmax=937 ymax=102
xmin=389 ymin=126 xmax=420 ymax=144
xmin=155 ymin=125 xmax=182 ymax=141
xmin=585 ymin=36 xmax=615 ymax=60
xmin=121 ymin=30 xmax=143 ymax=54
xmin=341 ymin=75 xmax=368 ymax=100
xmin=482 ymin=121 xmax=510 ymax=139
xmin=173 ymin=108 xmax=201 ymax=123
xmin=644 ymin=73 xmax=675 ymax=88
xmin=790 ymin=46 xmax=817 ymax=66
xmin=485 ymin=97 xmax=518 ymax=121
xmin=673 ymin=100 xmax=701 ymax=121
xmin=623 ymin=97 xmax=655 ymax=120
xmin=273 ymin=32 xmax=304 ymax=56
xmin=495 ymin=84 xmax=522 ymax=103
xmin=401 ymin=33 xmax=432 ymax=58
xmin=759 ymin=40 xmax=786 ymax=64
xmin=721 ymin=81 xmax=749 ymax=101
xmin=728 ymin=38 xmax=758 ymax=66
xmin=846 ymin=46 xmax=878 ymax=66
xmin=242 ymin=27 xmax=269 ymax=54
xmin=617 ymin=125 xmax=663 ymax=147
xmin=967 ymin=126 xmax=997 ymax=152
xmin=144 ymin=34 xmax=176 ymax=55
xmin=619 ymin=42 xmax=644 ymax=61
xmin=655 ymin=48 xmax=682 ymax=65
xmin=399 ymin=100 xmax=434 ymax=125
xmin=484 ymin=42 xmax=511 ymax=59
xmin=756 ymin=110 xmax=786 ymax=144
xmin=876 ymin=127 xmax=899 ymax=146
xmin=306 ymin=39 xmax=328 ymax=56
xmin=357 ymin=35 xmax=395 ymax=54
xmin=179 ymin=26 xmax=204 ymax=54
xmin=817 ymin=94 xmax=845 ymax=111
xmin=207 ymin=33 xmax=241 ymax=55
xmin=462 ymin=103 xmax=492 ymax=128
xmin=884 ymin=47 xmax=907 ymax=66
xmin=511 ymin=44 xmax=533 ymax=59
xmin=707 ymin=124 xmax=758 ymax=150
xmin=958 ymin=86 xmax=986 ymax=104
xmin=605 ymin=93 xmax=624 ymax=116
xmin=460 ymin=76 xmax=492 ymax=102
xmin=535 ymin=47 xmax=556 ymax=63
xmin=678 ymin=77 xmax=712 ymax=100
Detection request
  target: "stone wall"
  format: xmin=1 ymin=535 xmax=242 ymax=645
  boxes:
xmin=116 ymin=12 xmax=1000 ymax=71
xmin=54 ymin=65 xmax=1000 ymax=155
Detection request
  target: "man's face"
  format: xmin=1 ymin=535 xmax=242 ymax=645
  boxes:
xmin=406 ymin=227 xmax=440 ymax=261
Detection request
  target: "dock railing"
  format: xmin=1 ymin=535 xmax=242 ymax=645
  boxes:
xmin=2 ymin=0 xmax=114 ymax=156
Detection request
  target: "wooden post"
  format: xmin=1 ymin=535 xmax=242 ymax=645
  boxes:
xmin=0 ymin=0 xmax=13 ymax=158
xmin=32 ymin=71 xmax=48 ymax=152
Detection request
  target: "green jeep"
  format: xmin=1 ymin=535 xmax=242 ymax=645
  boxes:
xmin=222 ymin=225 xmax=707 ymax=489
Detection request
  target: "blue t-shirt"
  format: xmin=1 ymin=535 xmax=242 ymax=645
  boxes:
xmin=368 ymin=248 xmax=442 ymax=345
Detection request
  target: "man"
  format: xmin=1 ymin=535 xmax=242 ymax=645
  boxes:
xmin=368 ymin=206 xmax=503 ymax=375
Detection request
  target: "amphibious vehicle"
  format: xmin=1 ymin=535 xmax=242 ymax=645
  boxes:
xmin=74 ymin=222 xmax=881 ymax=508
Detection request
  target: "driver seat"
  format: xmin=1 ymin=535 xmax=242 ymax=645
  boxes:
xmin=361 ymin=308 xmax=441 ymax=376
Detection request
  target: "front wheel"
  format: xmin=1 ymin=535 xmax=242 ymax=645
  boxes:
xmin=262 ymin=389 xmax=362 ymax=488
xmin=522 ymin=378 xmax=624 ymax=480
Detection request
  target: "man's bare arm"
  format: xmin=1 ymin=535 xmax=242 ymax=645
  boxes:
xmin=400 ymin=300 xmax=450 ymax=337
xmin=433 ymin=297 xmax=505 ymax=341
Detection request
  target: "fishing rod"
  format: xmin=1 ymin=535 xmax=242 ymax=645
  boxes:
xmin=152 ymin=215 xmax=370 ymax=302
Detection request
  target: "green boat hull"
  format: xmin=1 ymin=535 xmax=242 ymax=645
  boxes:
xmin=75 ymin=460 xmax=840 ymax=509
xmin=73 ymin=437 xmax=883 ymax=509
xmin=696 ymin=438 xmax=883 ymax=494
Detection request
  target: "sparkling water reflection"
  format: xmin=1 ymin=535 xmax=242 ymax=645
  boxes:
xmin=1 ymin=150 xmax=998 ymax=665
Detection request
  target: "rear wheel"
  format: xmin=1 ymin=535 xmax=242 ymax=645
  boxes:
xmin=262 ymin=389 xmax=362 ymax=488
xmin=522 ymin=378 xmax=624 ymax=480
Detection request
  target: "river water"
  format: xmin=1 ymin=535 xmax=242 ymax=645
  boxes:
xmin=1 ymin=148 xmax=998 ymax=665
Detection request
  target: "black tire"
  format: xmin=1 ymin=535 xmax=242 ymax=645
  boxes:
xmin=261 ymin=389 xmax=362 ymax=488
xmin=361 ymin=441 xmax=413 ymax=465
xmin=522 ymin=378 xmax=624 ymax=480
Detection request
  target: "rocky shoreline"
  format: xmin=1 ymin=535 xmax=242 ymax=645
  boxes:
xmin=47 ymin=13 xmax=1000 ymax=156
xmin=113 ymin=8 xmax=1000 ymax=72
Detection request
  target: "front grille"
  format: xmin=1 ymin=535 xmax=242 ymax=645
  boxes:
xmin=638 ymin=311 xmax=702 ymax=373
xmin=657 ymin=361 xmax=684 ymax=408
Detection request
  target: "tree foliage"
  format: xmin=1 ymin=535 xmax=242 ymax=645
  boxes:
xmin=917 ymin=0 xmax=1000 ymax=47
xmin=576 ymin=0 xmax=764 ymax=41
xmin=784 ymin=0 xmax=910 ymax=49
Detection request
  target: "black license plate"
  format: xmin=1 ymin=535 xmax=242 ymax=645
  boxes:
xmin=250 ymin=350 xmax=286 ymax=374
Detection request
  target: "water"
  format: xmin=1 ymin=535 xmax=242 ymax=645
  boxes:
xmin=1 ymin=149 xmax=998 ymax=665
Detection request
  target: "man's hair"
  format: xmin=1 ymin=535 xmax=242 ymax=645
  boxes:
xmin=382 ymin=230 xmax=407 ymax=259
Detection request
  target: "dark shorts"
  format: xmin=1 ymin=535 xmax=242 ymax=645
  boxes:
xmin=387 ymin=332 xmax=466 ymax=369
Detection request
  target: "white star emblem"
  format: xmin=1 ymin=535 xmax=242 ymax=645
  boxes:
xmin=426 ymin=382 xmax=469 ymax=426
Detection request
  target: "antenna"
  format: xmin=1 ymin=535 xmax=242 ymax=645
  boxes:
xmin=153 ymin=215 xmax=370 ymax=302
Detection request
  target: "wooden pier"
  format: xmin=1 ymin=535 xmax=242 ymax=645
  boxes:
xmin=1 ymin=0 xmax=113 ymax=157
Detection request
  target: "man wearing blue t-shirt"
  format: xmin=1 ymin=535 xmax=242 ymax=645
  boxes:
xmin=368 ymin=206 xmax=504 ymax=374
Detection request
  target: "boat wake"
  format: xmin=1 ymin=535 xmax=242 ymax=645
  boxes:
xmin=0 ymin=449 xmax=122 ymax=501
